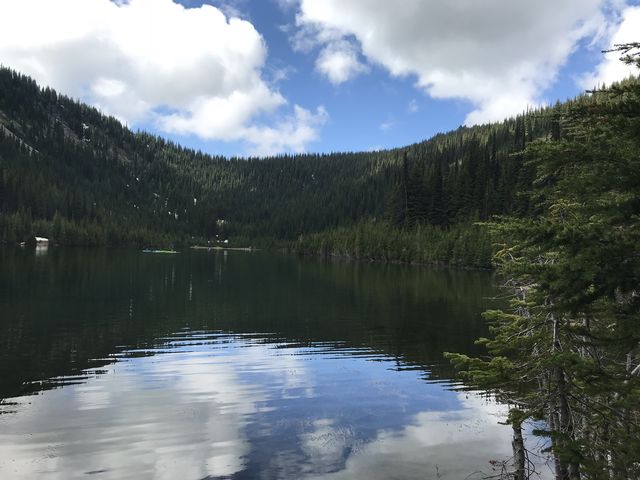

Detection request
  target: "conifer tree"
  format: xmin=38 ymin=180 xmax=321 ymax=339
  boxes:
xmin=447 ymin=45 xmax=640 ymax=479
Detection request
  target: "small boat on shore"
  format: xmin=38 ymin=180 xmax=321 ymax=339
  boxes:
xmin=142 ymin=249 xmax=179 ymax=254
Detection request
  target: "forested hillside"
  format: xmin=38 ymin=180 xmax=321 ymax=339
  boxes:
xmin=0 ymin=68 xmax=388 ymax=245
xmin=1 ymin=65 xmax=554 ymax=259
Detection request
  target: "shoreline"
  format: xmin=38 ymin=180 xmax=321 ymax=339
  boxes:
xmin=293 ymin=250 xmax=495 ymax=272
xmin=190 ymin=245 xmax=256 ymax=252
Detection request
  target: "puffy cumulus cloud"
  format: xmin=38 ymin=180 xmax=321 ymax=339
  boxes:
xmin=290 ymin=21 xmax=368 ymax=85
xmin=158 ymin=83 xmax=285 ymax=140
xmin=292 ymin=0 xmax=615 ymax=124
xmin=0 ymin=0 xmax=325 ymax=155
xmin=580 ymin=5 xmax=640 ymax=89
xmin=242 ymin=105 xmax=329 ymax=156
xmin=316 ymin=40 xmax=369 ymax=85
xmin=160 ymin=91 xmax=328 ymax=156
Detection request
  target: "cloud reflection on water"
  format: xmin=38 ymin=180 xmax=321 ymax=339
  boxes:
xmin=304 ymin=394 xmax=512 ymax=480
xmin=1 ymin=336 xmax=312 ymax=479
xmin=0 ymin=333 xmax=529 ymax=480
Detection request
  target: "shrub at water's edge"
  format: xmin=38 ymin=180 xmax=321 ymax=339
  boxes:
xmin=295 ymin=220 xmax=493 ymax=269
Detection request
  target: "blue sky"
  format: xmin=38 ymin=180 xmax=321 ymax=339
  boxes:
xmin=0 ymin=0 xmax=639 ymax=157
xmin=178 ymin=0 xmax=472 ymax=155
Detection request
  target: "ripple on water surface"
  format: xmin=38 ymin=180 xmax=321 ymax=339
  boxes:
xmin=0 ymin=330 xmax=518 ymax=480
xmin=0 ymin=249 xmax=548 ymax=479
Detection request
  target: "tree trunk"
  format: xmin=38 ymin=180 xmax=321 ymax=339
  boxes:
xmin=512 ymin=421 xmax=526 ymax=480
xmin=552 ymin=314 xmax=580 ymax=479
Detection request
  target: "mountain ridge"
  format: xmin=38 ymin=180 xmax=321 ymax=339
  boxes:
xmin=0 ymin=66 xmax=592 ymax=253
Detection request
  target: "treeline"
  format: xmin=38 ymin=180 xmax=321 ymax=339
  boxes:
xmin=295 ymin=220 xmax=493 ymax=268
xmin=0 ymin=65 xmax=631 ymax=272
xmin=0 ymin=210 xmax=183 ymax=247
xmin=0 ymin=67 xmax=392 ymax=245
xmin=1 ymin=65 xmax=560 ymax=256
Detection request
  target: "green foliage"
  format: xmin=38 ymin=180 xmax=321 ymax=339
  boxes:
xmin=0 ymin=65 xmax=560 ymax=248
xmin=448 ymin=59 xmax=640 ymax=479
xmin=295 ymin=220 xmax=494 ymax=268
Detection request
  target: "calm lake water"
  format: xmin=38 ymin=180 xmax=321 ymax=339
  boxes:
xmin=0 ymin=247 xmax=516 ymax=479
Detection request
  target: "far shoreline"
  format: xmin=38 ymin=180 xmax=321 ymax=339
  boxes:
xmin=190 ymin=245 xmax=256 ymax=252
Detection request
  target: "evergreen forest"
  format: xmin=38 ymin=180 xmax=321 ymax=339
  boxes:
xmin=1 ymin=63 xmax=550 ymax=265
xmin=446 ymin=43 xmax=640 ymax=479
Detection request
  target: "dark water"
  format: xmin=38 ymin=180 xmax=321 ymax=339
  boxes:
xmin=0 ymin=247 xmax=513 ymax=479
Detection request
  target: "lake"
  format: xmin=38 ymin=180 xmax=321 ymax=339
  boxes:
xmin=1 ymin=247 xmax=518 ymax=479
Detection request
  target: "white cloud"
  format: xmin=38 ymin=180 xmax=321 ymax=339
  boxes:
xmin=315 ymin=40 xmax=368 ymax=85
xmin=407 ymin=99 xmax=419 ymax=114
xmin=0 ymin=0 xmax=325 ymax=154
xmin=379 ymin=120 xmax=394 ymax=131
xmin=275 ymin=0 xmax=299 ymax=11
xmin=243 ymin=105 xmax=329 ymax=156
xmin=210 ymin=0 xmax=248 ymax=21
xmin=580 ymin=5 xmax=640 ymax=89
xmin=291 ymin=0 xmax=618 ymax=124
xmin=158 ymin=82 xmax=285 ymax=140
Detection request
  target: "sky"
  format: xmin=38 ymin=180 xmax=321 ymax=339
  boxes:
xmin=0 ymin=0 xmax=639 ymax=157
